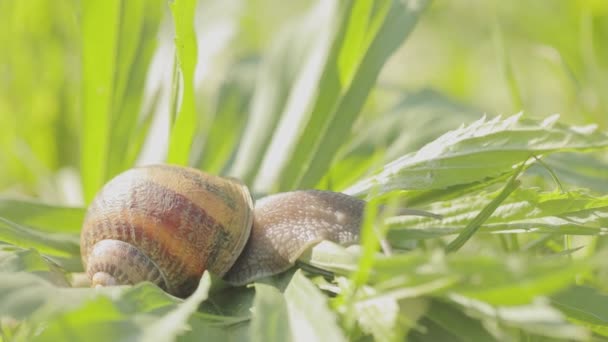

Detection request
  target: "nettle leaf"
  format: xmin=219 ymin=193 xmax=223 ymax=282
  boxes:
xmin=141 ymin=273 xmax=211 ymax=342
xmin=0 ymin=273 xmax=179 ymax=323
xmin=345 ymin=114 xmax=608 ymax=197
xmin=386 ymin=187 xmax=608 ymax=240
xmin=0 ymin=272 xmax=244 ymax=341
xmin=374 ymin=252 xmax=588 ymax=306
xmin=0 ymin=245 xmax=70 ymax=286
xmin=303 ymin=242 xmax=586 ymax=307
xmin=0 ymin=200 xmax=84 ymax=271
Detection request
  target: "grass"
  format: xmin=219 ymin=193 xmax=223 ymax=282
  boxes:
xmin=1 ymin=0 xmax=608 ymax=341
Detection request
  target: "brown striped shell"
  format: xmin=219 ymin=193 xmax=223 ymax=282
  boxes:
xmin=80 ymin=165 xmax=253 ymax=298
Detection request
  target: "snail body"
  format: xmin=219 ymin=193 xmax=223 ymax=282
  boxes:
xmin=80 ymin=164 xmax=364 ymax=297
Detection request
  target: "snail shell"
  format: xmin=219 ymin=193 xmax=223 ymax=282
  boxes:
xmin=80 ymin=165 xmax=253 ymax=298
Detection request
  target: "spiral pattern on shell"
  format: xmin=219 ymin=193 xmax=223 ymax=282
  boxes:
xmin=80 ymin=165 xmax=253 ymax=297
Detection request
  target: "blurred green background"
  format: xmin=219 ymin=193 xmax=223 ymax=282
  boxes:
xmin=1 ymin=0 xmax=607 ymax=204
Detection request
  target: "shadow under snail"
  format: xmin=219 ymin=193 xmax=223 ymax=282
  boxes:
xmin=80 ymin=164 xmax=435 ymax=298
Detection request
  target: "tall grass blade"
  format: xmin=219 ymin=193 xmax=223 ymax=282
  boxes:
xmin=167 ymin=0 xmax=199 ymax=165
xmin=81 ymin=0 xmax=121 ymax=202
xmin=445 ymin=165 xmax=522 ymax=252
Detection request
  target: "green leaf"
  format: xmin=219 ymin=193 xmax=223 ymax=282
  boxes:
xmin=410 ymin=299 xmax=497 ymax=342
xmin=0 ymin=217 xmax=79 ymax=259
xmin=355 ymin=295 xmax=429 ymax=341
xmin=0 ymin=245 xmax=70 ymax=286
xmin=542 ymin=152 xmax=608 ymax=193
xmin=345 ymin=114 xmax=608 ymax=197
xmin=371 ymin=251 xmax=588 ymax=306
xmin=552 ymin=285 xmax=608 ymax=332
xmin=284 ymin=271 xmax=346 ymax=342
xmin=298 ymin=241 xmax=361 ymax=276
xmin=251 ymin=283 xmax=291 ymax=342
xmin=168 ymin=0 xmax=199 ymax=165
xmin=142 ymin=272 xmax=212 ymax=341
xmin=0 ymin=272 xmax=237 ymax=341
xmin=81 ymin=0 xmax=121 ymax=202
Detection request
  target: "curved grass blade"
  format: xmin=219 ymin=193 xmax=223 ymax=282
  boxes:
xmin=445 ymin=165 xmax=522 ymax=252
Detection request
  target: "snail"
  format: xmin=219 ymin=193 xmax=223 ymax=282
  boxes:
xmin=80 ymin=164 xmax=366 ymax=297
xmin=80 ymin=164 xmax=437 ymax=297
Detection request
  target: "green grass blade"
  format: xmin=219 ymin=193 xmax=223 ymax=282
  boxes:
xmin=226 ymin=35 xmax=308 ymax=183
xmin=197 ymin=60 xmax=255 ymax=174
xmin=167 ymin=0 xmax=198 ymax=165
xmin=276 ymin=0 xmax=429 ymax=191
xmin=445 ymin=166 xmax=522 ymax=253
xmin=107 ymin=0 xmax=163 ymax=177
xmin=81 ymin=0 xmax=121 ymax=202
xmin=294 ymin=0 xmax=430 ymax=190
xmin=228 ymin=1 xmax=343 ymax=185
